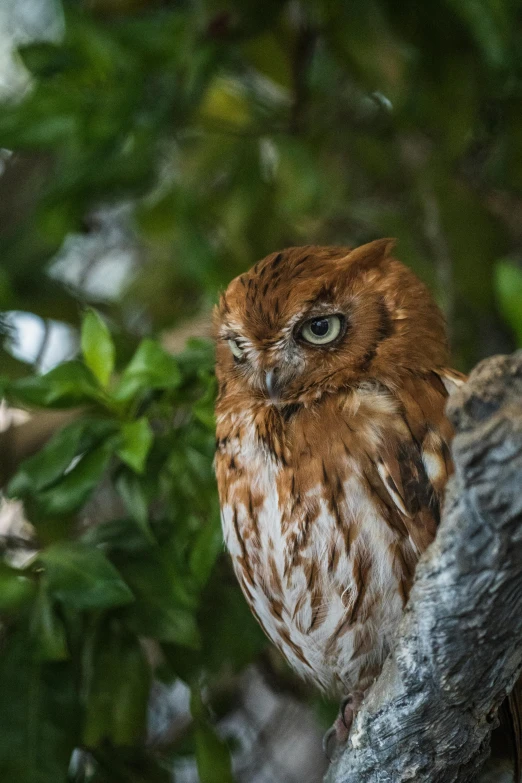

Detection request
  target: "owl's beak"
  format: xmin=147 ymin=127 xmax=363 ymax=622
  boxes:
xmin=264 ymin=369 xmax=281 ymax=402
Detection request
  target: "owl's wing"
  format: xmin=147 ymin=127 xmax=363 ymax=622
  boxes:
xmin=363 ymin=368 xmax=466 ymax=557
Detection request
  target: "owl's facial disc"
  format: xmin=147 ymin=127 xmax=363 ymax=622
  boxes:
xmin=224 ymin=311 xmax=349 ymax=404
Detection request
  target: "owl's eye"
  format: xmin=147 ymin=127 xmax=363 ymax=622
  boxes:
xmin=228 ymin=338 xmax=244 ymax=360
xmin=300 ymin=315 xmax=343 ymax=346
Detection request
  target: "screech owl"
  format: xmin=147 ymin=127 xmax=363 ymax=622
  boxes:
xmin=213 ymin=239 xmax=466 ymax=740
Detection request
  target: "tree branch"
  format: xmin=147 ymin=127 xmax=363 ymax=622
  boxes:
xmin=326 ymin=351 xmax=522 ymax=783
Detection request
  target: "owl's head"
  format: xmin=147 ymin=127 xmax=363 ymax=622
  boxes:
xmin=214 ymin=239 xmax=448 ymax=406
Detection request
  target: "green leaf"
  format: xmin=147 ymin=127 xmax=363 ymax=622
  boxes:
xmin=198 ymin=566 xmax=266 ymax=675
xmin=242 ymin=32 xmax=292 ymax=89
xmin=117 ymin=417 xmax=153 ymax=474
xmin=40 ymin=542 xmax=134 ymax=610
xmin=194 ymin=723 xmax=235 ymax=783
xmin=81 ymin=309 xmax=116 ymax=388
xmin=198 ymin=76 xmax=252 ymax=130
xmin=495 ymin=260 xmax=522 ymax=346
xmin=7 ymin=361 xmax=102 ymax=408
xmin=25 ymin=442 xmax=114 ymax=517
xmin=445 ymin=0 xmax=509 ymax=69
xmin=192 ymin=691 xmax=235 ymax=783
xmin=125 ymin=598 xmax=200 ymax=649
xmin=189 ymin=516 xmax=222 ymax=587
xmin=30 ymin=582 xmax=68 ymax=661
xmin=84 ymin=624 xmax=150 ymax=747
xmin=0 ymin=563 xmax=35 ymax=611
xmin=81 ymin=516 xmax=153 ymax=555
xmin=0 ymin=627 xmax=80 ymax=783
xmin=113 ymin=339 xmax=181 ymax=402
xmin=176 ymin=338 xmax=215 ymax=380
xmin=118 ymin=555 xmax=200 ymax=648
xmin=7 ymin=418 xmax=117 ymax=500
xmin=115 ymin=472 xmax=153 ymax=542
xmin=192 ymin=374 xmax=217 ymax=430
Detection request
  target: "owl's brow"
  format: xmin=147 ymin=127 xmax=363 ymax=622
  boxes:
xmin=219 ymin=292 xmax=230 ymax=313
xmin=294 ymin=303 xmax=344 ymax=328
xmin=219 ymin=321 xmax=246 ymax=339
xmin=302 ymin=283 xmax=338 ymax=308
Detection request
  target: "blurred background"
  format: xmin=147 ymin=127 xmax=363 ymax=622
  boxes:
xmin=1 ymin=1 xmax=522 ymax=782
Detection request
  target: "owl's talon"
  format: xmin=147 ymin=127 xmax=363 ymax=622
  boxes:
xmin=323 ymin=691 xmax=365 ymax=760
xmin=322 ymin=726 xmax=337 ymax=762
xmin=322 ymin=715 xmax=350 ymax=761
xmin=340 ymin=690 xmax=364 ymax=731
xmin=340 ymin=696 xmax=352 ymax=730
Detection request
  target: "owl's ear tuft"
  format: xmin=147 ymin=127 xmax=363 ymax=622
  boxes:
xmin=218 ymin=292 xmax=230 ymax=314
xmin=345 ymin=238 xmax=396 ymax=271
xmin=212 ymin=303 xmax=222 ymax=338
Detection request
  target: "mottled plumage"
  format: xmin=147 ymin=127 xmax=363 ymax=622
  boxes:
xmin=214 ymin=239 xmax=464 ymax=702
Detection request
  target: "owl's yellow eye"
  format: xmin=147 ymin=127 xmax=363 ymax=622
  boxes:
xmin=228 ymin=338 xmax=244 ymax=359
xmin=300 ymin=315 xmax=343 ymax=345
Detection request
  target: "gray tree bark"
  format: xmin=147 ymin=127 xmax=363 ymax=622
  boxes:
xmin=326 ymin=351 xmax=522 ymax=783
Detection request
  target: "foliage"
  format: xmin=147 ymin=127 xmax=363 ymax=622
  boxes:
xmin=1 ymin=0 xmax=522 ymax=369
xmin=1 ymin=0 xmax=522 ymax=780
xmin=0 ymin=312 xmax=265 ymax=782
xmin=495 ymin=261 xmax=522 ymax=347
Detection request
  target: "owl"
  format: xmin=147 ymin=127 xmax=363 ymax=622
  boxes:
xmin=214 ymin=239 xmax=467 ymax=743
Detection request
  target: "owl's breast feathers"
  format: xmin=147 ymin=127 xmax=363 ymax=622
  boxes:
xmin=215 ymin=368 xmax=464 ymax=694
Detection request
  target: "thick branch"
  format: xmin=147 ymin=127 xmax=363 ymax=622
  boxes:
xmin=327 ymin=351 xmax=522 ymax=783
